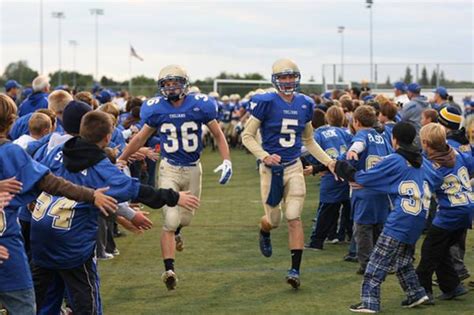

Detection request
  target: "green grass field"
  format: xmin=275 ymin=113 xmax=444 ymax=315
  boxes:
xmin=100 ymin=148 xmax=474 ymax=314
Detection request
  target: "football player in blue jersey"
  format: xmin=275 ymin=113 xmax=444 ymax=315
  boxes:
xmin=335 ymin=122 xmax=431 ymax=313
xmin=416 ymin=123 xmax=473 ymax=303
xmin=304 ymin=106 xmax=352 ymax=250
xmin=118 ymin=65 xmax=232 ymax=290
xmin=242 ymin=58 xmax=336 ymax=289
xmin=31 ymin=111 xmax=199 ymax=314
xmin=346 ymin=105 xmax=393 ymax=275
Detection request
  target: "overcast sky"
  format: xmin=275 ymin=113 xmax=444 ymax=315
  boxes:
xmin=0 ymin=0 xmax=473 ymax=83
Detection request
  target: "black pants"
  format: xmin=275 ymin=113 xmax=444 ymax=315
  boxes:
xmin=19 ymin=219 xmax=31 ymax=260
xmin=354 ymin=223 xmax=383 ymax=270
xmin=308 ymin=202 xmax=342 ymax=249
xmin=416 ymin=225 xmax=464 ymax=294
xmin=32 ymin=255 xmax=101 ymax=315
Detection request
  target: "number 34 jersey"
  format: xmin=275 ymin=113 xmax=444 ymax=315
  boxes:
xmin=250 ymin=92 xmax=314 ymax=163
xmin=141 ymin=93 xmax=218 ymax=166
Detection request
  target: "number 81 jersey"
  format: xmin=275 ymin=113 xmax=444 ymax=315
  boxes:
xmin=142 ymin=93 xmax=218 ymax=166
xmin=249 ymin=92 xmax=314 ymax=163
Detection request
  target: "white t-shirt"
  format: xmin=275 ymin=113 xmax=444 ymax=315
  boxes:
xmin=13 ymin=134 xmax=35 ymax=149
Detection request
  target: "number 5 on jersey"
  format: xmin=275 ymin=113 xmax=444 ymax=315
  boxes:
xmin=161 ymin=122 xmax=199 ymax=153
xmin=280 ymin=118 xmax=298 ymax=148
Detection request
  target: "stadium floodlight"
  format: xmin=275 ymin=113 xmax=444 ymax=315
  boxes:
xmin=90 ymin=8 xmax=104 ymax=82
xmin=52 ymin=11 xmax=65 ymax=85
xmin=337 ymin=26 xmax=345 ymax=82
xmin=366 ymin=0 xmax=374 ymax=85
xmin=69 ymin=40 xmax=78 ymax=87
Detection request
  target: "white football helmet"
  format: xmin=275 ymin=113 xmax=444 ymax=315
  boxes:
xmin=271 ymin=58 xmax=301 ymax=95
xmin=158 ymin=65 xmax=189 ymax=101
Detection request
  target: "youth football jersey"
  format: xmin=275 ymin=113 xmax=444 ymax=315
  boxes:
xmin=141 ymin=93 xmax=217 ymax=166
xmin=250 ymin=92 xmax=314 ymax=163
xmin=30 ymin=145 xmax=141 ymax=269
xmin=0 ymin=142 xmax=50 ymax=292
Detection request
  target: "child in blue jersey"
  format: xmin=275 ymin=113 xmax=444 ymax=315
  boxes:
xmin=118 ymin=64 xmax=231 ymax=290
xmin=378 ymin=101 xmax=398 ymax=148
xmin=437 ymin=105 xmax=472 ymax=283
xmin=242 ymin=58 xmax=335 ymax=289
xmin=305 ymin=106 xmax=352 ymax=250
xmin=346 ymin=105 xmax=392 ymax=274
xmin=416 ymin=123 xmax=473 ymax=303
xmin=336 ymin=122 xmax=431 ymax=313
xmin=0 ymin=94 xmax=118 ymax=315
xmin=31 ymin=110 xmax=199 ymax=314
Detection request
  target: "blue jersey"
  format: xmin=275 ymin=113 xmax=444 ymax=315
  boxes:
xmin=309 ymin=126 xmax=352 ymax=203
xmin=30 ymin=145 xmax=141 ymax=269
xmin=354 ymin=154 xmax=434 ymax=244
xmin=220 ymin=103 xmax=234 ymax=123
xmin=9 ymin=112 xmax=33 ymax=140
xmin=251 ymin=92 xmax=314 ymax=163
xmin=111 ymin=127 xmax=126 ymax=154
xmin=383 ymin=122 xmax=395 ymax=148
xmin=430 ymin=152 xmax=474 ymax=231
xmin=18 ymin=92 xmax=49 ymax=117
xmin=350 ymin=128 xmax=393 ymax=224
xmin=141 ymin=93 xmax=217 ymax=166
xmin=448 ymin=138 xmax=472 ymax=155
xmin=0 ymin=142 xmax=49 ymax=292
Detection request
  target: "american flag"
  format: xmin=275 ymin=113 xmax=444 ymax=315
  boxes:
xmin=130 ymin=45 xmax=144 ymax=61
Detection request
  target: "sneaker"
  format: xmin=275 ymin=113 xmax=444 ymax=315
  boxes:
xmin=304 ymin=244 xmax=322 ymax=251
xmin=259 ymin=231 xmax=272 ymax=257
xmin=344 ymin=255 xmax=358 ymax=263
xmin=325 ymin=238 xmax=339 ymax=244
xmin=175 ymin=234 xmax=184 ymax=252
xmin=161 ymin=270 xmax=178 ymax=290
xmin=349 ymin=302 xmax=377 ymax=313
xmin=401 ymin=295 xmax=429 ymax=308
xmin=97 ymin=253 xmax=114 ymax=260
xmin=422 ymin=293 xmax=435 ymax=305
xmin=112 ymin=249 xmax=120 ymax=256
xmin=286 ymin=268 xmax=300 ymax=289
xmin=437 ymin=284 xmax=468 ymax=300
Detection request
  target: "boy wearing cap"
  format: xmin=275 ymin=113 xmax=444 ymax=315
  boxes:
xmin=4 ymin=80 xmax=22 ymax=102
xmin=416 ymin=123 xmax=472 ymax=303
xmin=337 ymin=122 xmax=431 ymax=313
xmin=393 ymin=81 xmax=409 ymax=108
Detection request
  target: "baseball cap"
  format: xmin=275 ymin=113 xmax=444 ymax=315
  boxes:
xmin=393 ymin=81 xmax=407 ymax=92
xmin=5 ymin=80 xmax=22 ymax=91
xmin=407 ymin=83 xmax=421 ymax=94
xmin=433 ymin=86 xmax=448 ymax=99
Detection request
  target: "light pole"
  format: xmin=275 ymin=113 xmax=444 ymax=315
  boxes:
xmin=69 ymin=40 xmax=78 ymax=87
xmin=52 ymin=11 xmax=65 ymax=85
xmin=366 ymin=0 xmax=374 ymax=85
xmin=90 ymin=8 xmax=104 ymax=82
xmin=338 ymin=26 xmax=345 ymax=82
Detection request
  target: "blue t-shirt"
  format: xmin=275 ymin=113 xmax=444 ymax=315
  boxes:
xmin=355 ymin=154 xmax=435 ymax=244
xmin=308 ymin=126 xmax=352 ymax=203
xmin=430 ymin=152 xmax=474 ymax=231
xmin=0 ymin=142 xmax=50 ymax=292
xmin=141 ymin=93 xmax=217 ymax=166
xmin=251 ymin=92 xmax=314 ymax=163
xmin=383 ymin=122 xmax=396 ymax=148
xmin=350 ymin=128 xmax=393 ymax=224
xmin=30 ymin=145 xmax=141 ymax=269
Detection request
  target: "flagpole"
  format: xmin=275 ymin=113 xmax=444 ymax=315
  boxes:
xmin=128 ymin=48 xmax=132 ymax=95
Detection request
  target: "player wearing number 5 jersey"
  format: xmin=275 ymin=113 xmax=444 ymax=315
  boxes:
xmin=242 ymin=58 xmax=336 ymax=289
xmin=118 ymin=65 xmax=231 ymax=290
xmin=416 ymin=123 xmax=473 ymax=303
xmin=335 ymin=122 xmax=431 ymax=313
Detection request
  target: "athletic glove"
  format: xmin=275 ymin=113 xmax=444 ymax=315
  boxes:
xmin=213 ymin=159 xmax=233 ymax=185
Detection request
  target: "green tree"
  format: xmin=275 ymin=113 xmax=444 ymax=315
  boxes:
xmin=385 ymin=76 xmax=391 ymax=86
xmin=403 ymin=66 xmax=413 ymax=84
xmin=1 ymin=60 xmax=38 ymax=86
xmin=439 ymin=71 xmax=447 ymax=85
xmin=430 ymin=70 xmax=438 ymax=87
xmin=420 ymin=66 xmax=429 ymax=86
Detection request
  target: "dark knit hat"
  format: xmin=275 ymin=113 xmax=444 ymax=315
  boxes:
xmin=63 ymin=100 xmax=92 ymax=134
xmin=438 ymin=105 xmax=462 ymax=130
xmin=393 ymin=121 xmax=416 ymax=146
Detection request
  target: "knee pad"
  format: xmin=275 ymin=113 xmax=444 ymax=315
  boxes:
xmin=162 ymin=206 xmax=180 ymax=232
xmin=284 ymin=196 xmax=304 ymax=221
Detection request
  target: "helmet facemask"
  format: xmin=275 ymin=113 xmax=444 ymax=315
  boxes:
xmin=158 ymin=76 xmax=188 ymax=102
xmin=271 ymin=71 xmax=301 ymax=96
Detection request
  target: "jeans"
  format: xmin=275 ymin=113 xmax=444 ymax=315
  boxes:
xmin=0 ymin=288 xmax=36 ymax=315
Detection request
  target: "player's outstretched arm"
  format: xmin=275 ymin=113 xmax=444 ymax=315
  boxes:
xmin=37 ymin=173 xmax=118 ymax=215
xmin=0 ymin=245 xmax=9 ymax=263
xmin=136 ymin=185 xmax=200 ymax=211
xmin=208 ymin=120 xmax=233 ymax=184
xmin=118 ymin=124 xmax=156 ymax=164
xmin=241 ymin=116 xmax=270 ymax=161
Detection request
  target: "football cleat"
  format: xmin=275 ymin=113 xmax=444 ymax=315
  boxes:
xmin=259 ymin=231 xmax=272 ymax=257
xmin=286 ymin=268 xmax=301 ymax=289
xmin=175 ymin=234 xmax=184 ymax=252
xmin=161 ymin=270 xmax=178 ymax=290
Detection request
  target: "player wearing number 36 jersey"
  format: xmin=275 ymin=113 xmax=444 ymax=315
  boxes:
xmin=118 ymin=65 xmax=231 ymax=290
xmin=242 ymin=58 xmax=336 ymax=289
